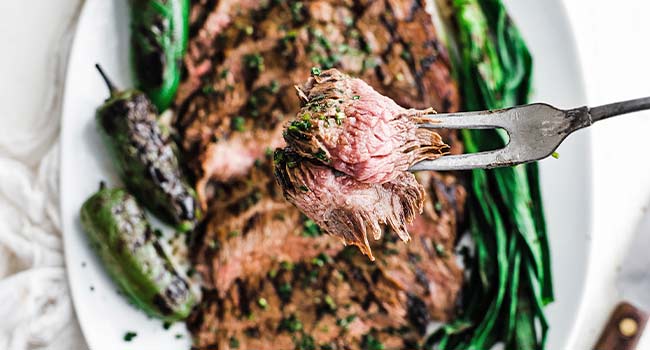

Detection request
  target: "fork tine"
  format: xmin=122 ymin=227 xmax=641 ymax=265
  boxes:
xmin=418 ymin=110 xmax=512 ymax=130
xmin=409 ymin=149 xmax=516 ymax=171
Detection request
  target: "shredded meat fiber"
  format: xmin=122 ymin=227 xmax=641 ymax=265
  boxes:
xmin=276 ymin=69 xmax=447 ymax=259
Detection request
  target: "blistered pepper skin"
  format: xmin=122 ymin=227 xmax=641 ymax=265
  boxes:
xmin=95 ymin=65 xmax=200 ymax=232
xmin=80 ymin=187 xmax=196 ymax=321
xmin=130 ymin=0 xmax=189 ymax=111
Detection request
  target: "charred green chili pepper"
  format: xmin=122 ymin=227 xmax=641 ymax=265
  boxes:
xmin=130 ymin=0 xmax=189 ymax=111
xmin=80 ymin=185 xmax=197 ymax=321
xmin=95 ymin=64 xmax=200 ymax=232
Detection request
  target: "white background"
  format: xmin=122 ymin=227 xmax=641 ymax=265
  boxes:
xmin=1 ymin=0 xmax=649 ymax=349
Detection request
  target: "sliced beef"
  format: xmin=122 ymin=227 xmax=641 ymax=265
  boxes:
xmin=286 ymin=68 xmax=448 ymax=184
xmin=193 ymin=156 xmax=342 ymax=294
xmin=189 ymin=173 xmax=466 ymax=349
xmin=274 ymin=148 xmax=425 ymax=260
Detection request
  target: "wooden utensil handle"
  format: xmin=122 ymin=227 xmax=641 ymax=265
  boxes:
xmin=595 ymin=301 xmax=649 ymax=350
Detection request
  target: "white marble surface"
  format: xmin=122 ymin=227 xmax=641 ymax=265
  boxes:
xmin=2 ymin=0 xmax=650 ymax=349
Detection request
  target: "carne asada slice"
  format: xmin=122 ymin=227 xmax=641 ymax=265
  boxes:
xmin=193 ymin=156 xmax=342 ymax=294
xmin=275 ymin=69 xmax=450 ymax=259
xmin=286 ymin=68 xmax=448 ymax=184
xmin=274 ymin=147 xmax=425 ymax=260
xmin=189 ymin=170 xmax=466 ymax=349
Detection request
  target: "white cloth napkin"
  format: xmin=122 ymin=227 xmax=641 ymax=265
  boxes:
xmin=0 ymin=1 xmax=87 ymax=349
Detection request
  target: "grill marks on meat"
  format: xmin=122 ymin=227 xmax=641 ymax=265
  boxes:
xmin=179 ymin=0 xmax=465 ymax=348
xmin=286 ymin=69 xmax=448 ymax=183
xmin=176 ymin=0 xmax=459 ymax=205
xmin=189 ymin=218 xmax=466 ymax=350
xmin=193 ymin=156 xmax=342 ymax=294
xmin=275 ymin=148 xmax=425 ymax=259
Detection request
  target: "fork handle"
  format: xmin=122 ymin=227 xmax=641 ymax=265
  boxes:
xmin=591 ymin=96 xmax=650 ymax=122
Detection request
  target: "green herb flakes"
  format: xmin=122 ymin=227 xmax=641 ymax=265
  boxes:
xmin=243 ymin=53 xmax=265 ymax=72
xmin=352 ymin=95 xmax=360 ymax=100
xmin=290 ymin=2 xmax=304 ymax=22
xmin=362 ymin=334 xmax=385 ymax=350
xmin=229 ymin=336 xmax=240 ymax=349
xmin=123 ymin=331 xmax=137 ymax=342
xmin=311 ymin=67 xmax=322 ymax=76
xmin=335 ymin=111 xmax=346 ymax=125
xmin=257 ymin=297 xmax=268 ymax=309
xmin=278 ymin=282 xmax=292 ymax=297
xmin=280 ymin=314 xmax=303 ymax=333
xmin=302 ymin=219 xmax=321 ymax=237
xmin=232 ymin=116 xmax=246 ymax=132
xmin=324 ymin=295 xmax=337 ymax=310
xmin=314 ymin=149 xmax=329 ymax=162
xmin=281 ymin=261 xmax=295 ymax=271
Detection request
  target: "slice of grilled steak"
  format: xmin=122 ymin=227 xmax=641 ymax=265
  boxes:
xmin=286 ymin=68 xmax=448 ymax=184
xmin=274 ymin=148 xmax=425 ymax=260
xmin=274 ymin=69 xmax=451 ymax=258
xmin=188 ymin=171 xmax=466 ymax=350
xmin=193 ymin=156 xmax=343 ymax=294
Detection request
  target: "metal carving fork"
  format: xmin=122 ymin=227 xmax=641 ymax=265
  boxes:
xmin=410 ymin=96 xmax=650 ymax=171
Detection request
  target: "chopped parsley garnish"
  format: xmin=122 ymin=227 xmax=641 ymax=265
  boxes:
xmin=207 ymin=239 xmax=219 ymax=250
xmin=311 ymin=256 xmax=325 ymax=267
xmin=551 ymin=151 xmax=560 ymax=159
xmin=434 ymin=201 xmax=443 ymax=212
xmin=314 ymin=149 xmax=329 ymax=162
xmin=278 ymin=282 xmax=292 ymax=298
xmin=335 ymin=111 xmax=345 ymax=125
xmin=400 ymin=50 xmax=412 ymax=60
xmin=435 ymin=243 xmax=447 ymax=257
xmin=269 ymin=80 xmax=280 ymax=94
xmin=352 ymin=95 xmax=361 ymax=100
xmin=301 ymin=219 xmax=321 ymax=237
xmin=219 ymin=68 xmax=229 ymax=79
xmin=228 ymin=230 xmax=240 ymax=238
xmin=281 ymin=261 xmax=295 ymax=271
xmin=123 ymin=331 xmax=137 ymax=342
xmin=311 ymin=67 xmax=322 ymax=76
xmin=362 ymin=334 xmax=385 ymax=350
xmin=243 ymin=53 xmax=265 ymax=72
xmin=284 ymin=30 xmax=298 ymax=41
xmin=232 ymin=116 xmax=246 ymax=132
xmin=279 ymin=314 xmax=303 ymax=332
xmin=299 ymin=185 xmax=309 ymax=192
xmin=229 ymin=336 xmax=240 ymax=348
xmin=337 ymin=315 xmax=357 ymax=330
xmin=295 ymin=334 xmax=316 ymax=350
xmin=257 ymin=297 xmax=268 ymax=309
xmin=163 ymin=321 xmax=172 ymax=330
xmin=324 ymin=295 xmax=337 ymax=310
xmin=290 ymin=2 xmax=304 ymax=22
xmin=175 ymin=334 xmax=183 ymax=339
xmin=202 ymin=84 xmax=216 ymax=94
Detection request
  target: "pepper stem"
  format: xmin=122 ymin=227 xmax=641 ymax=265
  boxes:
xmin=95 ymin=64 xmax=117 ymax=95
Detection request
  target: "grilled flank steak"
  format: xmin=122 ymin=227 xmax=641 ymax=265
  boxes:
xmin=175 ymin=0 xmax=465 ymax=348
